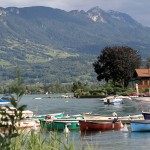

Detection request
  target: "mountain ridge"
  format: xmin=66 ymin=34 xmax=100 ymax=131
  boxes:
xmin=0 ymin=6 xmax=149 ymax=84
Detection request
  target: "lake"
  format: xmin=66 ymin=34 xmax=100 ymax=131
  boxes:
xmin=2 ymin=94 xmax=150 ymax=149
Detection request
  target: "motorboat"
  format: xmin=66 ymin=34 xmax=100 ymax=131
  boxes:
xmin=103 ymin=96 xmax=123 ymax=105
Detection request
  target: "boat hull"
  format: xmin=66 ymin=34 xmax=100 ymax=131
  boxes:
xmin=40 ymin=119 xmax=80 ymax=130
xmin=130 ymin=120 xmax=150 ymax=132
xmin=79 ymin=120 xmax=121 ymax=132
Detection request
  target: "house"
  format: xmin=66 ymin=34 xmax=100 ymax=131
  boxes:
xmin=132 ymin=69 xmax=150 ymax=89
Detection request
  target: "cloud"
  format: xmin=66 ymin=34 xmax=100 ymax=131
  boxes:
xmin=0 ymin=0 xmax=150 ymax=26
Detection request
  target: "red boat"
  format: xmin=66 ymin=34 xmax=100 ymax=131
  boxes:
xmin=79 ymin=120 xmax=121 ymax=132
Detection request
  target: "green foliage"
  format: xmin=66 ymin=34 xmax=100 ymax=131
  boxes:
xmin=0 ymin=54 xmax=96 ymax=85
xmin=9 ymin=131 xmax=92 ymax=150
xmin=93 ymin=46 xmax=141 ymax=88
xmin=0 ymin=7 xmax=150 ymax=85
xmin=72 ymin=81 xmax=84 ymax=93
xmin=0 ymin=69 xmax=26 ymax=149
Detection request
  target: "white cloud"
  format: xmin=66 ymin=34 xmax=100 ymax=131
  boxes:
xmin=0 ymin=0 xmax=150 ymax=26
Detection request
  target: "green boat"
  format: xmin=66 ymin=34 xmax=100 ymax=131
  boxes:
xmin=40 ymin=115 xmax=83 ymax=130
xmin=32 ymin=112 xmax=64 ymax=121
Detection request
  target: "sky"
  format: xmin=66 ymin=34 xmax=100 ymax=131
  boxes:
xmin=0 ymin=0 xmax=149 ymax=27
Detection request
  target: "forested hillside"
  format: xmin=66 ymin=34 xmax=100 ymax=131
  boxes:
xmin=0 ymin=6 xmax=150 ymax=85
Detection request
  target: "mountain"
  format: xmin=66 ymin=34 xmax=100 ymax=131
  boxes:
xmin=0 ymin=6 xmax=150 ymax=85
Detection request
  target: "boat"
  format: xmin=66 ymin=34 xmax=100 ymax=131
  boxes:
xmin=15 ymin=119 xmax=40 ymax=130
xmin=142 ymin=111 xmax=150 ymax=120
xmin=79 ymin=120 xmax=122 ymax=132
xmin=40 ymin=114 xmax=83 ymax=130
xmin=33 ymin=112 xmax=65 ymax=120
xmin=0 ymin=98 xmax=10 ymax=105
xmin=34 ymin=97 xmax=42 ymax=100
xmin=83 ymin=113 xmax=144 ymax=124
xmin=130 ymin=120 xmax=150 ymax=132
xmin=103 ymin=96 xmax=123 ymax=105
xmin=0 ymin=106 xmax=34 ymax=118
xmin=61 ymin=94 xmax=69 ymax=98
xmin=45 ymin=120 xmax=80 ymax=131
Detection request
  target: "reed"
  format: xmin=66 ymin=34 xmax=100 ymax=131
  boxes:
xmin=9 ymin=130 xmax=94 ymax=150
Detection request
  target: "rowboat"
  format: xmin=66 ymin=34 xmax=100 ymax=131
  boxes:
xmin=142 ymin=111 xmax=150 ymax=120
xmin=130 ymin=120 xmax=150 ymax=132
xmin=45 ymin=120 xmax=80 ymax=131
xmin=15 ymin=119 xmax=40 ymax=130
xmin=83 ymin=113 xmax=144 ymax=124
xmin=40 ymin=119 xmax=80 ymax=130
xmin=79 ymin=120 xmax=122 ymax=132
xmin=40 ymin=114 xmax=83 ymax=130
xmin=0 ymin=106 xmax=34 ymax=118
xmin=0 ymin=118 xmax=40 ymax=132
xmin=33 ymin=112 xmax=64 ymax=120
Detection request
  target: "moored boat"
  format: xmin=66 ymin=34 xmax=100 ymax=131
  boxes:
xmin=46 ymin=120 xmax=80 ymax=130
xmin=0 ymin=98 xmax=10 ymax=105
xmin=15 ymin=119 xmax=40 ymax=129
xmin=79 ymin=120 xmax=122 ymax=132
xmin=130 ymin=120 xmax=150 ymax=132
xmin=40 ymin=119 xmax=80 ymax=130
xmin=83 ymin=113 xmax=144 ymax=124
xmin=33 ymin=112 xmax=64 ymax=120
xmin=40 ymin=114 xmax=83 ymax=130
xmin=142 ymin=111 xmax=150 ymax=120
xmin=0 ymin=106 xmax=34 ymax=118
xmin=103 ymin=96 xmax=123 ymax=105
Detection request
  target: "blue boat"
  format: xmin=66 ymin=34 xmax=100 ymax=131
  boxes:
xmin=130 ymin=120 xmax=150 ymax=132
xmin=0 ymin=99 xmax=10 ymax=105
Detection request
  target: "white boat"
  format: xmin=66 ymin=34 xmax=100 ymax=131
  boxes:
xmin=103 ymin=96 xmax=123 ymax=105
xmin=15 ymin=119 xmax=40 ymax=129
xmin=0 ymin=106 xmax=34 ymax=118
xmin=34 ymin=97 xmax=42 ymax=99
xmin=61 ymin=94 xmax=69 ymax=98
xmin=83 ymin=113 xmax=144 ymax=124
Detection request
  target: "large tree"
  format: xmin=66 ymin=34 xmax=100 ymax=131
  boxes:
xmin=93 ymin=46 xmax=141 ymax=88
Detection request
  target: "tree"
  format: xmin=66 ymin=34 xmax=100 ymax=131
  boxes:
xmin=145 ymin=56 xmax=150 ymax=68
xmin=93 ymin=46 xmax=141 ymax=88
xmin=72 ymin=81 xmax=84 ymax=93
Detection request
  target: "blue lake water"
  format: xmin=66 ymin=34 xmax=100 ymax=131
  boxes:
xmin=1 ymin=94 xmax=150 ymax=149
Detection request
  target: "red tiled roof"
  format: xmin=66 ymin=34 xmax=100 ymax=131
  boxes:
xmin=135 ymin=69 xmax=150 ymax=77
